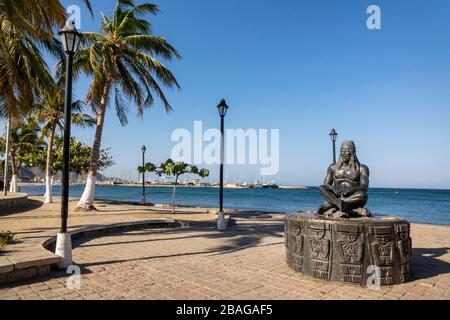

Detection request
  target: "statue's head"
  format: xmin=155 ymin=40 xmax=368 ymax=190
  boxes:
xmin=340 ymin=141 xmax=356 ymax=162
xmin=337 ymin=140 xmax=360 ymax=171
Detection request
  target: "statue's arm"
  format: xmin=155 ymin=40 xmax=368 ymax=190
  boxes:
xmin=323 ymin=165 xmax=334 ymax=186
xmin=354 ymin=165 xmax=369 ymax=192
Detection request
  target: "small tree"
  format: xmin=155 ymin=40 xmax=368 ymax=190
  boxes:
xmin=156 ymin=159 xmax=209 ymax=213
xmin=36 ymin=85 xmax=95 ymax=203
xmin=137 ymin=162 xmax=157 ymax=176
xmin=31 ymin=137 xmax=114 ymax=200
xmin=52 ymin=137 xmax=114 ymax=176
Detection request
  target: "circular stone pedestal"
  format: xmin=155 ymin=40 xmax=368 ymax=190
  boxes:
xmin=285 ymin=212 xmax=412 ymax=286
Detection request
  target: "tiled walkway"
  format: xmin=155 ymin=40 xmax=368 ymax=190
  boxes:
xmin=1 ymin=212 xmax=449 ymax=300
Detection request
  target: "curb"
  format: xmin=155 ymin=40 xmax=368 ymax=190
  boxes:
xmin=0 ymin=193 xmax=29 ymax=212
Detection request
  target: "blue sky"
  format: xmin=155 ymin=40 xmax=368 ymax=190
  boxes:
xmin=32 ymin=0 xmax=450 ymax=188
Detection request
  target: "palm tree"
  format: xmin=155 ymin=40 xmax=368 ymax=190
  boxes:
xmin=0 ymin=0 xmax=92 ymax=41
xmin=36 ymin=86 xmax=95 ymax=203
xmin=0 ymin=18 xmax=54 ymax=120
xmin=0 ymin=0 xmax=93 ymax=118
xmin=71 ymin=0 xmax=181 ymax=210
xmin=0 ymin=17 xmax=56 ymax=194
xmin=0 ymin=0 xmax=92 ymax=194
xmin=1 ymin=118 xmax=44 ymax=192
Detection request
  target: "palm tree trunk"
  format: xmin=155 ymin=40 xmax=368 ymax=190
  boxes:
xmin=3 ymin=114 xmax=11 ymax=196
xmin=9 ymin=151 xmax=18 ymax=193
xmin=171 ymin=175 xmax=178 ymax=214
xmin=77 ymin=81 xmax=111 ymax=210
xmin=43 ymin=126 xmax=55 ymax=204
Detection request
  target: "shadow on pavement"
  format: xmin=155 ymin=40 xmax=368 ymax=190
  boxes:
xmin=412 ymin=247 xmax=450 ymax=280
xmin=69 ymin=221 xmax=284 ymax=267
xmin=0 ymin=199 xmax=43 ymax=217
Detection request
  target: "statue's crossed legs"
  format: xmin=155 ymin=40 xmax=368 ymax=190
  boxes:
xmin=318 ymin=185 xmax=368 ymax=215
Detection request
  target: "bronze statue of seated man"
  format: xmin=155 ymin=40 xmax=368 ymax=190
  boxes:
xmin=317 ymin=140 xmax=371 ymax=218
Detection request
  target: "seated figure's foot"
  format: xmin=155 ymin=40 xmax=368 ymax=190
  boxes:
xmin=350 ymin=207 xmax=372 ymax=218
xmin=317 ymin=205 xmax=328 ymax=215
xmin=338 ymin=199 xmax=349 ymax=212
xmin=333 ymin=210 xmax=350 ymax=218
xmin=317 ymin=203 xmax=334 ymax=215
xmin=317 ymin=203 xmax=338 ymax=217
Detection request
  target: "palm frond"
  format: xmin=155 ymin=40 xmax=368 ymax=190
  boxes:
xmin=73 ymin=0 xmax=180 ymax=125
xmin=114 ymin=85 xmax=129 ymax=126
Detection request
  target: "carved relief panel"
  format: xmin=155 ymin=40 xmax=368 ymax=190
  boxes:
xmin=396 ymin=223 xmax=412 ymax=283
xmin=369 ymin=225 xmax=395 ymax=285
xmin=285 ymin=220 xmax=305 ymax=272
xmin=308 ymin=223 xmax=332 ymax=280
xmin=334 ymin=224 xmax=364 ymax=284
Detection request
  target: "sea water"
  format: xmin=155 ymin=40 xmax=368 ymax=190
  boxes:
xmin=20 ymin=185 xmax=450 ymax=226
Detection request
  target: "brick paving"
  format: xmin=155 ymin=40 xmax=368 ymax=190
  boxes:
xmin=1 ymin=211 xmax=449 ymax=300
xmin=0 ymin=196 xmax=221 ymax=283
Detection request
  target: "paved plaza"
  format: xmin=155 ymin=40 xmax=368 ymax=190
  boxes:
xmin=1 ymin=206 xmax=449 ymax=300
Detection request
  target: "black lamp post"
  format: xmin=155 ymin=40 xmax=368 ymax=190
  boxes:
xmin=217 ymin=99 xmax=229 ymax=230
xmin=141 ymin=145 xmax=146 ymax=204
xmin=55 ymin=20 xmax=81 ymax=269
xmin=329 ymin=128 xmax=338 ymax=164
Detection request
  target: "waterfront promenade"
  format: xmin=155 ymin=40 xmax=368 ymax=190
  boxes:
xmin=0 ymin=196 xmax=449 ymax=300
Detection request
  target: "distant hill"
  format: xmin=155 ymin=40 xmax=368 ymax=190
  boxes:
xmin=17 ymin=166 xmax=108 ymax=183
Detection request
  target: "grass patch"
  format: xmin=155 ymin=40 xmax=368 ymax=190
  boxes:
xmin=0 ymin=231 xmax=14 ymax=252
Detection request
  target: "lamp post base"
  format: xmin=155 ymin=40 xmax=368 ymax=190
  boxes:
xmin=217 ymin=211 xmax=227 ymax=231
xmin=55 ymin=232 xmax=73 ymax=269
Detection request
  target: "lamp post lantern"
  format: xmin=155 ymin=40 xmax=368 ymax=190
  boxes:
xmin=329 ymin=128 xmax=338 ymax=164
xmin=217 ymin=99 xmax=229 ymax=231
xmin=141 ymin=145 xmax=147 ymax=204
xmin=55 ymin=20 xmax=81 ymax=269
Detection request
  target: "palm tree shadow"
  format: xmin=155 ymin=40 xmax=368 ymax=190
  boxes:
xmin=209 ymin=223 xmax=284 ymax=255
xmin=412 ymin=247 xmax=450 ymax=280
xmin=68 ymin=220 xmax=285 ymax=268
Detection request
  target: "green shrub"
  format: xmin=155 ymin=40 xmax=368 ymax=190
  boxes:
xmin=0 ymin=231 xmax=14 ymax=252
